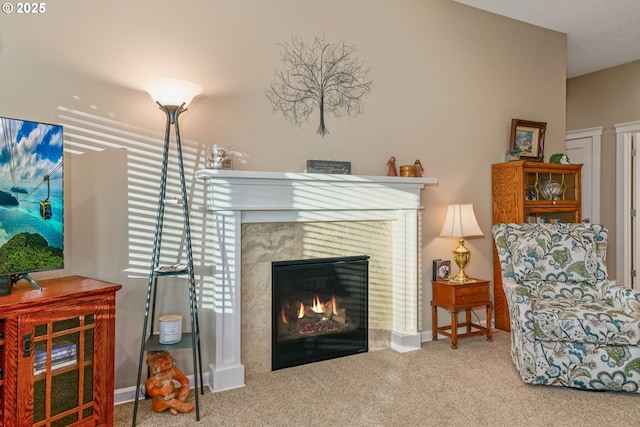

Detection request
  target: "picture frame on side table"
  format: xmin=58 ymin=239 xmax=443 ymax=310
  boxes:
xmin=435 ymin=260 xmax=451 ymax=281
xmin=432 ymin=259 xmax=441 ymax=281
xmin=509 ymin=119 xmax=546 ymax=162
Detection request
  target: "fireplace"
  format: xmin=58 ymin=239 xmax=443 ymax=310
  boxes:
xmin=272 ymin=255 xmax=369 ymax=370
xmin=196 ymin=169 xmax=436 ymax=391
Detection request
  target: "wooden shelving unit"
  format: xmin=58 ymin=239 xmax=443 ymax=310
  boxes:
xmin=492 ymin=161 xmax=582 ymax=330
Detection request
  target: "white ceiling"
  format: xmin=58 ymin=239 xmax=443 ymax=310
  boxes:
xmin=453 ymin=0 xmax=640 ymax=78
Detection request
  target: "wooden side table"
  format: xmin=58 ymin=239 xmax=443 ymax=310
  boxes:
xmin=431 ymin=278 xmax=492 ymax=349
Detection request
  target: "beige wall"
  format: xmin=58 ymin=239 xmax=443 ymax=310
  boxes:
xmin=567 ymin=59 xmax=640 ymax=277
xmin=0 ymin=0 xmax=567 ymax=390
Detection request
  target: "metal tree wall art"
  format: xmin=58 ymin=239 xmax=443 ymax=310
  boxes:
xmin=266 ymin=35 xmax=374 ymax=137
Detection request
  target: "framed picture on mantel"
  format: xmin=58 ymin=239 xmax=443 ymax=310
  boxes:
xmin=510 ymin=119 xmax=546 ymax=162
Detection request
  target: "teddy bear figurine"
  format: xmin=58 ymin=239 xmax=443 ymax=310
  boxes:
xmin=144 ymin=350 xmax=195 ymax=415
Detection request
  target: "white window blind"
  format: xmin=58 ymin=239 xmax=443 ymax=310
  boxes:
xmin=58 ymin=106 xmax=211 ymax=285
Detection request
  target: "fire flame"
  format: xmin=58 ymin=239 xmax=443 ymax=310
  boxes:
xmin=311 ymin=295 xmax=325 ymax=314
xmin=281 ymin=306 xmax=288 ymax=324
xmin=291 ymin=295 xmax=338 ymax=321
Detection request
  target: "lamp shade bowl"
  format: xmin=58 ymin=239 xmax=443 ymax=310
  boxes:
xmin=144 ymin=78 xmax=203 ymax=107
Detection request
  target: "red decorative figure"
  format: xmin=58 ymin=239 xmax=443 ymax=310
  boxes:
xmin=414 ymin=159 xmax=424 ymax=177
xmin=387 ymin=156 xmax=398 ymax=176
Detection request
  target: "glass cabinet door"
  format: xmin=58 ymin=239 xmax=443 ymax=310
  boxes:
xmin=524 ymin=170 xmax=579 ymax=202
xmin=522 ymin=166 xmax=582 ymax=224
xmin=17 ymin=300 xmax=107 ymax=427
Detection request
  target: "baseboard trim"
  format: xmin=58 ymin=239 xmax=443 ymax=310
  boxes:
xmin=390 ymin=331 xmax=421 ymax=352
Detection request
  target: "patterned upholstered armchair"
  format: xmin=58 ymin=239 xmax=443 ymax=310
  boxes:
xmin=492 ymin=222 xmax=640 ymax=392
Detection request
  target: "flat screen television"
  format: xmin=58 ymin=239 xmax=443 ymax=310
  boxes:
xmin=0 ymin=116 xmax=63 ymax=290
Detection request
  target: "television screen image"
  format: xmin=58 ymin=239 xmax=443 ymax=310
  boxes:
xmin=0 ymin=116 xmax=64 ymax=278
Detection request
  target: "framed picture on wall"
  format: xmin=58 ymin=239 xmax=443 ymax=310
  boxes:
xmin=510 ymin=119 xmax=546 ymax=162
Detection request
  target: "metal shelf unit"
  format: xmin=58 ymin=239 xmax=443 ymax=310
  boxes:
xmin=132 ymin=104 xmax=204 ymax=424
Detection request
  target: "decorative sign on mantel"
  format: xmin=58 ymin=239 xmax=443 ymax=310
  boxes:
xmin=306 ymin=160 xmax=351 ymax=174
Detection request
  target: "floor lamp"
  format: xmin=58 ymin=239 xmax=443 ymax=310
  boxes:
xmin=133 ymin=78 xmax=203 ymax=425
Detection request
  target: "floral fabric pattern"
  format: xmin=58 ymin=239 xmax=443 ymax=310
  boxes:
xmin=493 ymin=223 xmax=640 ymax=393
xmin=494 ymin=223 xmax=608 ymax=284
xmin=531 ymin=297 xmax=640 ymax=345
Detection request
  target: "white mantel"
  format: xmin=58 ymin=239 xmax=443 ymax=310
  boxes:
xmin=195 ymin=169 xmax=437 ymax=392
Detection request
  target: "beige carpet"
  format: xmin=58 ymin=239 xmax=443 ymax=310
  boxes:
xmin=118 ymin=331 xmax=640 ymax=426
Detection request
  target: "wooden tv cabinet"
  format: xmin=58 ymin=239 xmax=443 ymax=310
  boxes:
xmin=0 ymin=276 xmax=121 ymax=426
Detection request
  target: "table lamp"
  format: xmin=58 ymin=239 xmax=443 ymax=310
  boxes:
xmin=439 ymin=204 xmax=484 ymax=283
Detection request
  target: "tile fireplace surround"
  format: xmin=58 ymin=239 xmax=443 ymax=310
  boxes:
xmin=195 ymin=170 xmax=437 ymax=392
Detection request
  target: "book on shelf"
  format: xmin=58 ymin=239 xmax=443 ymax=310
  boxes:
xmin=33 ymin=340 xmax=78 ymax=376
xmin=34 ymin=349 xmax=76 ymax=366
xmin=526 ymin=216 xmax=562 ymax=224
xmin=35 ymin=345 xmax=76 ymax=362
xmin=34 ymin=356 xmax=77 ymax=376
xmin=34 ymin=340 xmax=76 ymax=361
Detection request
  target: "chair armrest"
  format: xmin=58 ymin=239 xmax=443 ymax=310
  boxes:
xmin=503 ymin=277 xmax=533 ymax=334
xmin=597 ymin=280 xmax=640 ymax=317
xmin=502 ymin=277 xmax=538 ymax=383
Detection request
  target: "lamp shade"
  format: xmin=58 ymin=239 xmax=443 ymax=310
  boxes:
xmin=144 ymin=78 xmax=203 ymax=107
xmin=439 ymin=204 xmax=484 ymax=238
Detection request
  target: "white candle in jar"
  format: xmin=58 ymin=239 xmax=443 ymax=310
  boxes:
xmin=159 ymin=314 xmax=182 ymax=344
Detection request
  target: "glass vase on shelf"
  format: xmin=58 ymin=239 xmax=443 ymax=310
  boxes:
xmin=537 ymin=178 xmax=566 ymax=201
xmin=206 ymin=145 xmax=233 ymax=169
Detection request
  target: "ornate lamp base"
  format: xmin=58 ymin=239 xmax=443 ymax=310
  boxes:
xmin=451 ymin=238 xmax=472 ymax=283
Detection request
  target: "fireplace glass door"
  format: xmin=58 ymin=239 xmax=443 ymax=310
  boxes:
xmin=272 ymin=255 xmax=368 ymax=370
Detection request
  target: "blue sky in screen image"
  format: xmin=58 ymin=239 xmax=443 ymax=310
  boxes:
xmin=0 ymin=117 xmax=64 ymax=249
